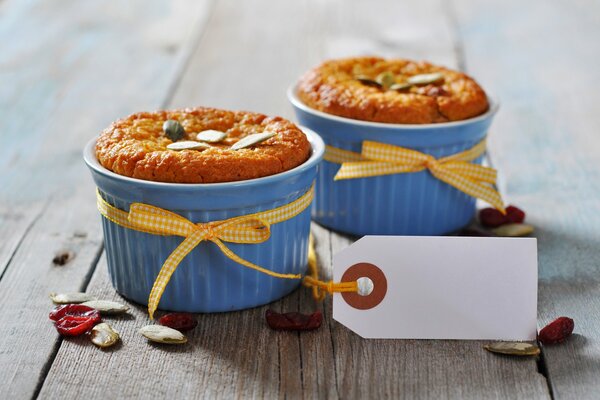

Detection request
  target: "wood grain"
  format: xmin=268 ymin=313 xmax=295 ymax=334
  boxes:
xmin=5 ymin=0 xmax=598 ymax=398
xmin=170 ymin=0 xmax=459 ymax=114
xmin=39 ymin=0 xmax=550 ymax=398
xmin=452 ymin=0 xmax=600 ymax=398
xmin=0 ymin=1 xmax=212 ymax=398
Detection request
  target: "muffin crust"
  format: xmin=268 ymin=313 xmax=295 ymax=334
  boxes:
xmin=95 ymin=107 xmax=311 ymax=183
xmin=297 ymin=57 xmax=489 ymax=124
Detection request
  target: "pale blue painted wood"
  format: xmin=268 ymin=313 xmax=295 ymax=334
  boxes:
xmin=47 ymin=0 xmax=548 ymax=398
xmin=3 ymin=0 xmax=597 ymax=398
xmin=455 ymin=0 xmax=600 ymax=398
xmin=0 ymin=1 xmax=213 ymax=398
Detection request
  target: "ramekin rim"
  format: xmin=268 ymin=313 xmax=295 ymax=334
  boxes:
xmin=287 ymin=84 xmax=499 ymax=129
xmin=83 ymin=126 xmax=325 ymax=189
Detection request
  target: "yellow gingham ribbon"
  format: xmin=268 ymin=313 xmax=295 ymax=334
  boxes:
xmin=96 ymin=185 xmax=358 ymax=319
xmin=326 ymin=139 xmax=505 ymax=213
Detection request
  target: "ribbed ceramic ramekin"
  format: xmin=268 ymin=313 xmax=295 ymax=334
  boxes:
xmin=288 ymin=86 xmax=499 ymax=236
xmin=84 ymin=128 xmax=324 ymax=313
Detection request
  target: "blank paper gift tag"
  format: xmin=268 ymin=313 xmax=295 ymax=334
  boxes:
xmin=333 ymin=236 xmax=538 ymax=340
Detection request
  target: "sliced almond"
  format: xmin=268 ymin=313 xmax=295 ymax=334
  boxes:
xmin=484 ymin=341 xmax=540 ymax=356
xmin=91 ymin=323 xmax=120 ymax=348
xmin=196 ymin=130 xmax=227 ymax=143
xmin=231 ymin=131 xmax=277 ymax=150
xmin=166 ymin=141 xmax=211 ymax=151
xmin=492 ymin=223 xmax=535 ymax=237
xmin=82 ymin=300 xmax=130 ymax=315
xmin=139 ymin=325 xmax=187 ymax=344
xmin=390 ymin=82 xmax=413 ymax=91
xmin=50 ymin=292 xmax=96 ymax=304
xmin=406 ymin=72 xmax=444 ymax=86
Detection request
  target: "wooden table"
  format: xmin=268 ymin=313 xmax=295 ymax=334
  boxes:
xmin=1 ymin=0 xmax=598 ymax=398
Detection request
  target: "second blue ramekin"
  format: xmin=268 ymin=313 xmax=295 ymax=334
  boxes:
xmin=84 ymin=128 xmax=324 ymax=313
xmin=289 ymin=87 xmax=499 ymax=236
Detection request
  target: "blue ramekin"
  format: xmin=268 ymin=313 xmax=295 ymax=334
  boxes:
xmin=84 ymin=128 xmax=324 ymax=313
xmin=288 ymin=86 xmax=499 ymax=236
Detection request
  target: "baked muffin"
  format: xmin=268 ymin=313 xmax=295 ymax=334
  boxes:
xmin=297 ymin=57 xmax=489 ymax=124
xmin=96 ymin=107 xmax=311 ymax=183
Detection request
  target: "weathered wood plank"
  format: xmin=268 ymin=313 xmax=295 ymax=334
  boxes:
xmin=39 ymin=225 xmax=335 ymax=400
xmin=40 ymin=0 xmax=550 ymax=398
xmin=452 ymin=0 xmax=600 ymax=398
xmin=0 ymin=1 xmax=213 ymax=398
xmin=0 ymin=202 xmax=45 ymax=278
xmin=40 ymin=254 xmax=284 ymax=399
xmin=169 ymin=0 xmax=459 ymax=113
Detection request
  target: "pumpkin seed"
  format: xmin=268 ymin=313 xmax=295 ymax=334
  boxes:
xmin=492 ymin=223 xmax=535 ymax=237
xmin=139 ymin=325 xmax=187 ymax=344
xmin=390 ymin=82 xmax=414 ymax=91
xmin=375 ymin=71 xmax=396 ymax=89
xmin=406 ymin=72 xmax=444 ymax=86
xmin=355 ymin=75 xmax=382 ymax=88
xmin=163 ymin=119 xmax=185 ymax=141
xmin=166 ymin=141 xmax=211 ymax=151
xmin=196 ymin=130 xmax=227 ymax=143
xmin=484 ymin=341 xmax=540 ymax=356
xmin=82 ymin=300 xmax=130 ymax=315
xmin=90 ymin=323 xmax=120 ymax=348
xmin=49 ymin=292 xmax=96 ymax=304
xmin=231 ymin=131 xmax=277 ymax=150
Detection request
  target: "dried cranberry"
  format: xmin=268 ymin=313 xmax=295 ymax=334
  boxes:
xmin=158 ymin=312 xmax=198 ymax=332
xmin=506 ymin=205 xmax=526 ymax=224
xmin=538 ymin=317 xmax=574 ymax=345
xmin=265 ymin=309 xmax=322 ymax=331
xmin=479 ymin=208 xmax=508 ymax=227
xmin=49 ymin=304 xmax=100 ymax=322
xmin=55 ymin=315 xmax=100 ymax=336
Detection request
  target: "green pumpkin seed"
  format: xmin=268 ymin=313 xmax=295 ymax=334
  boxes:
xmin=231 ymin=131 xmax=277 ymax=150
xmin=50 ymin=292 xmax=96 ymax=304
xmin=140 ymin=325 xmax=187 ymax=344
xmin=196 ymin=130 xmax=227 ymax=143
xmin=375 ymin=71 xmax=396 ymax=89
xmin=492 ymin=223 xmax=535 ymax=237
xmin=390 ymin=82 xmax=414 ymax=91
xmin=82 ymin=300 xmax=130 ymax=315
xmin=91 ymin=323 xmax=120 ymax=348
xmin=484 ymin=341 xmax=540 ymax=356
xmin=166 ymin=141 xmax=211 ymax=151
xmin=355 ymin=75 xmax=382 ymax=88
xmin=163 ymin=119 xmax=185 ymax=141
xmin=406 ymin=72 xmax=444 ymax=86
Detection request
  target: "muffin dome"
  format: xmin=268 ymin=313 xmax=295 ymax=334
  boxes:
xmin=96 ymin=107 xmax=311 ymax=183
xmin=296 ymin=57 xmax=489 ymax=124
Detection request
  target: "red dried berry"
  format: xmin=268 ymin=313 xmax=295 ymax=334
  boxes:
xmin=158 ymin=312 xmax=198 ymax=332
xmin=265 ymin=309 xmax=322 ymax=331
xmin=479 ymin=208 xmax=508 ymax=227
xmin=538 ymin=317 xmax=574 ymax=345
xmin=505 ymin=205 xmax=526 ymax=224
xmin=49 ymin=304 xmax=100 ymax=322
xmin=55 ymin=315 xmax=100 ymax=336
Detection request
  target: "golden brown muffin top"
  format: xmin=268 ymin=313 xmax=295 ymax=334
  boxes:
xmin=95 ymin=107 xmax=311 ymax=183
xmin=296 ymin=57 xmax=489 ymax=124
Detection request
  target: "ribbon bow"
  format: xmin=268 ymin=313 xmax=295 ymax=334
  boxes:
xmin=97 ymin=187 xmax=316 ymax=319
xmin=327 ymin=139 xmax=505 ymax=213
xmin=128 ymin=203 xmax=296 ymax=319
